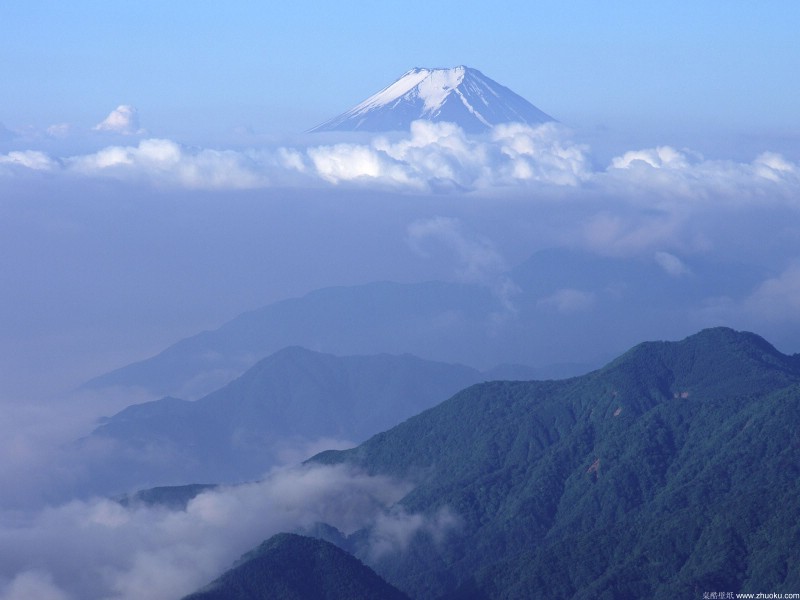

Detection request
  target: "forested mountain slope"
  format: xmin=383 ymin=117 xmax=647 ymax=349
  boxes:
xmin=312 ymin=327 xmax=800 ymax=599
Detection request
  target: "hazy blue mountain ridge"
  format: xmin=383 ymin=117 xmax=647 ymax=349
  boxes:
xmin=84 ymin=281 xmax=499 ymax=399
xmin=82 ymin=346 xmax=491 ymax=493
xmin=83 ymin=249 xmax=769 ymax=402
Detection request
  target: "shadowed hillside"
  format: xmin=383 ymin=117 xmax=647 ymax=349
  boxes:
xmin=183 ymin=533 xmax=409 ymax=600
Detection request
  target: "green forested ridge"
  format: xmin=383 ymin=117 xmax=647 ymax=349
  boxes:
xmin=181 ymin=533 xmax=409 ymax=600
xmin=310 ymin=327 xmax=800 ymax=599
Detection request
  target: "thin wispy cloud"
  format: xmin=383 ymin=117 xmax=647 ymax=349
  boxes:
xmin=407 ymin=216 xmax=507 ymax=283
xmin=690 ymin=263 xmax=800 ymax=338
xmin=743 ymin=263 xmax=800 ymax=322
xmin=407 ymin=216 xmax=519 ymax=316
xmin=0 ymin=150 xmax=57 ymax=171
xmin=579 ymin=211 xmax=690 ymax=257
xmin=46 ymin=123 xmax=71 ymax=139
xmin=654 ymin=251 xmax=691 ymax=277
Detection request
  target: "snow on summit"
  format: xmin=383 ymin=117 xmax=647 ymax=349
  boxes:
xmin=309 ymin=66 xmax=555 ymax=134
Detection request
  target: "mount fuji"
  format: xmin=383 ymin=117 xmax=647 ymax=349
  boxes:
xmin=309 ymin=66 xmax=555 ymax=134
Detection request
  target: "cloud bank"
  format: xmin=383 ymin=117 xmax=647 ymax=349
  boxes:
xmin=67 ymin=138 xmax=270 ymax=189
xmin=0 ymin=464 xmax=452 ymax=600
xmin=2 ymin=120 xmax=797 ymax=204
xmin=306 ymin=121 xmax=589 ymax=189
xmin=603 ymin=146 xmax=800 ymax=205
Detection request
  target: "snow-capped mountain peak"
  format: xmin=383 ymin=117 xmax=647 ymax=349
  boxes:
xmin=309 ymin=66 xmax=554 ymax=134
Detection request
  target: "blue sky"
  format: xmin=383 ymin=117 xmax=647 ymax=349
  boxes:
xmin=1 ymin=1 xmax=800 ymax=405
xmin=2 ymin=1 xmax=799 ymax=145
xmin=4 ymin=5 xmax=800 ymax=595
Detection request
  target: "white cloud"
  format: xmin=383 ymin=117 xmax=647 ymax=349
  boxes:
xmin=686 ymin=262 xmax=800 ymax=334
xmin=0 ymin=571 xmax=70 ymax=600
xmin=654 ymin=251 xmax=690 ymax=277
xmin=308 ymin=142 xmax=417 ymax=187
xmin=367 ymin=506 xmax=459 ymax=561
xmin=0 ymin=123 xmax=798 ymax=199
xmin=0 ymin=150 xmax=57 ymax=171
xmin=580 ymin=212 xmax=689 ymax=257
xmin=93 ymin=105 xmax=143 ymax=136
xmin=407 ymin=216 xmax=519 ymax=315
xmin=0 ymin=463 xmax=447 ymax=600
xmin=611 ymin=146 xmax=691 ymax=170
xmin=374 ymin=121 xmax=488 ymax=187
xmin=276 ymin=147 xmax=307 ymax=172
xmin=491 ymin=122 xmax=590 ymax=185
xmin=67 ymin=139 xmax=268 ymax=189
xmin=605 ymin=146 xmax=800 ymax=205
xmin=46 ymin=123 xmax=71 ymax=139
xmin=301 ymin=121 xmax=590 ymax=191
xmin=752 ymin=152 xmax=798 ymax=183
xmin=743 ymin=264 xmax=800 ymax=322
xmin=407 ymin=216 xmax=506 ymax=283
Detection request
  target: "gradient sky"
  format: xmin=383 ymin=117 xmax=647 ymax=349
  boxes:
xmin=2 ymin=1 xmax=799 ymax=145
xmin=3 ymin=6 xmax=800 ymax=595
xmin=1 ymin=0 xmax=799 ymax=396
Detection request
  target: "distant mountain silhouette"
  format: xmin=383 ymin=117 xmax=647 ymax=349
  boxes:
xmin=83 ymin=249 xmax=767 ymax=402
xmin=80 ymin=347 xmax=489 ymax=493
xmin=83 ymin=281 xmax=502 ymax=399
xmin=116 ymin=483 xmax=216 ymax=511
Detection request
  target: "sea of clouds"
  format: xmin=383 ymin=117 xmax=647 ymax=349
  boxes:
xmin=1 ymin=116 xmax=800 ymax=600
xmin=2 ymin=119 xmax=796 ymax=199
